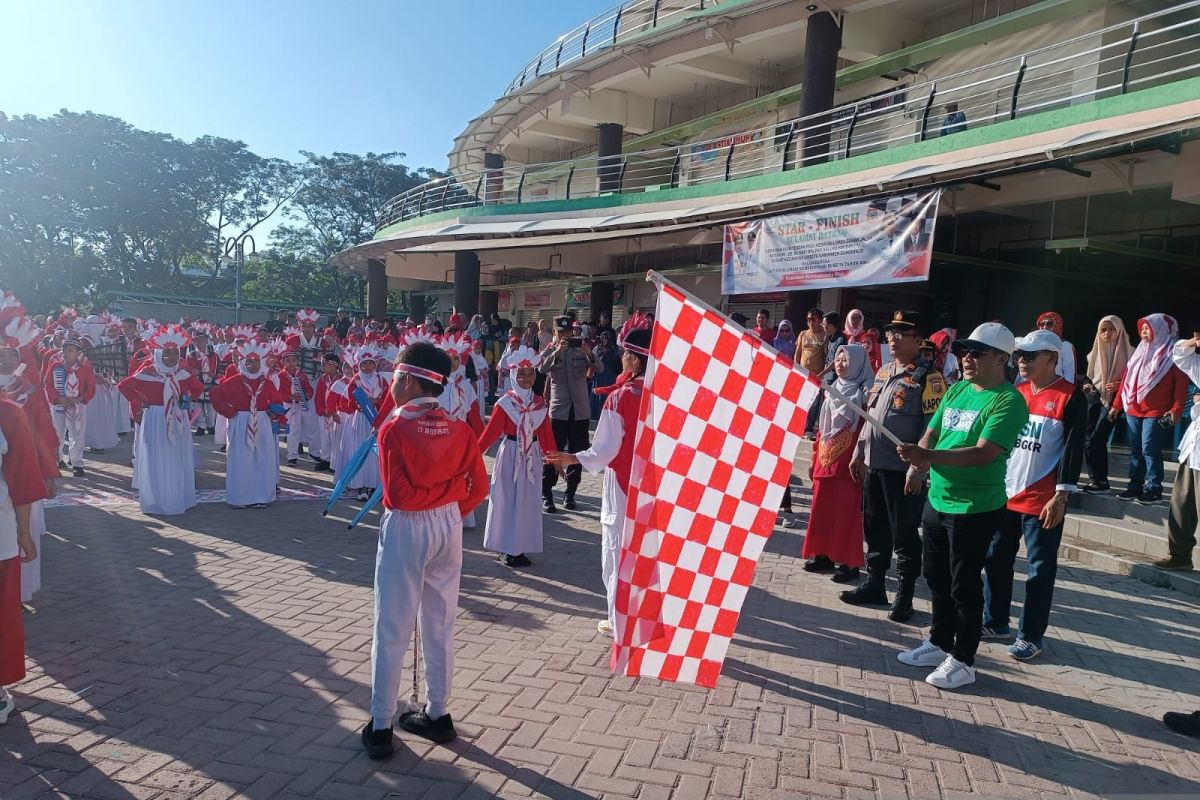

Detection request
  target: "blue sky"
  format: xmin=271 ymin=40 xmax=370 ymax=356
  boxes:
xmin=0 ymin=0 xmax=600 ymax=170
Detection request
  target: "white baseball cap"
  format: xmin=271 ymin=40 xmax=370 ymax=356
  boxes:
xmin=1014 ymin=330 xmax=1062 ymax=355
xmin=954 ymin=322 xmax=1016 ymax=355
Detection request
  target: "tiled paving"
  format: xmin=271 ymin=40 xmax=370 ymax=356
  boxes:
xmin=2 ymin=436 xmax=1198 ymax=799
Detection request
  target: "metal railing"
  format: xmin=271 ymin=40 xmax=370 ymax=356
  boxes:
xmin=377 ymin=1 xmax=1200 ymax=232
xmin=505 ymin=0 xmax=722 ymax=97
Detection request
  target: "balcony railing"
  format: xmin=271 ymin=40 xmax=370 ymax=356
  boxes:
xmin=377 ymin=1 xmax=1200 ymax=233
xmin=505 ymin=0 xmax=722 ymax=97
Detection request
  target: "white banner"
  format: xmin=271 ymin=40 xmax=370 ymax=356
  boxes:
xmin=722 ymin=190 xmax=941 ymax=295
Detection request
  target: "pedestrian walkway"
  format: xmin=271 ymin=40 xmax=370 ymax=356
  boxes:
xmin=1 ymin=438 xmax=1198 ymax=799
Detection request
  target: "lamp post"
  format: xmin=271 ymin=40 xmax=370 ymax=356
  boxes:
xmin=222 ymin=233 xmax=256 ymax=323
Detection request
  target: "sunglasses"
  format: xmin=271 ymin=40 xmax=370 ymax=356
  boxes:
xmin=953 ymin=347 xmax=1000 ymax=359
xmin=1014 ymin=350 xmax=1051 ymax=361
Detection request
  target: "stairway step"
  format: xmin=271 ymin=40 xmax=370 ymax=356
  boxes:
xmin=1060 ymin=537 xmax=1200 ymax=599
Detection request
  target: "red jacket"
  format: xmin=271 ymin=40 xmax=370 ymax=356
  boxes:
xmin=314 ymin=373 xmax=339 ymax=417
xmin=42 ymin=357 xmax=97 ymax=406
xmin=117 ymin=367 xmax=205 ymax=409
xmin=377 ymin=400 xmax=488 ymax=516
xmin=209 ymin=374 xmax=280 ymax=417
xmin=0 ymin=397 xmax=50 ymax=507
xmin=1111 ymin=364 xmax=1188 ymax=419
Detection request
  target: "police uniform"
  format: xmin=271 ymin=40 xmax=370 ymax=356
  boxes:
xmin=539 ymin=316 xmax=598 ymax=509
xmin=844 ymin=311 xmax=946 ymax=609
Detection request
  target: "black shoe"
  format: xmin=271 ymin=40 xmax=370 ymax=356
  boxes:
xmin=361 ymin=719 xmax=395 ymax=759
xmin=1116 ymin=486 xmax=1142 ymax=500
xmin=1163 ymin=711 xmax=1200 ymax=738
xmin=194 ymin=429 xmax=205 ymax=437
xmin=512 ymin=553 xmax=532 ymax=567
xmin=830 ymin=565 xmax=860 ymax=584
xmin=357 ymin=488 xmax=371 ymax=502
xmin=542 ymin=496 xmax=558 ymax=514
xmin=1153 ymin=556 xmax=1194 ymax=571
xmin=840 ymin=581 xmax=888 ymax=606
xmin=313 ymin=460 xmax=331 ymax=473
xmin=803 ymin=555 xmax=835 ymax=573
xmin=219 ymin=445 xmax=227 ymax=454
xmin=72 ymin=467 xmax=85 ymax=478
xmin=1135 ymin=489 xmax=1163 ymax=505
xmin=287 ymin=458 xmax=298 ymax=466
xmin=564 ymin=495 xmax=577 ymax=511
xmin=1081 ymin=481 xmax=1110 ymax=493
xmin=398 ymin=709 xmax=457 ymax=744
xmin=57 ymin=460 xmax=67 ymax=469
xmin=888 ymin=592 xmax=915 ymax=622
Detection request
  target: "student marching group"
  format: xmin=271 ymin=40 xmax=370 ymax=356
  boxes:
xmin=0 ymin=288 xmax=656 ymax=750
xmin=2 ymin=282 xmax=1198 ymax=747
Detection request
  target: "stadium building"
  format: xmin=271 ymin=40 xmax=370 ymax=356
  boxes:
xmin=333 ymin=0 xmax=1200 ymax=346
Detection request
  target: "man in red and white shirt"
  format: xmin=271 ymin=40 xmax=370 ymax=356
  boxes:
xmin=983 ymin=329 xmax=1086 ymax=661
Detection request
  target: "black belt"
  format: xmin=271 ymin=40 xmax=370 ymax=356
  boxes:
xmin=505 ymin=434 xmax=519 ymax=441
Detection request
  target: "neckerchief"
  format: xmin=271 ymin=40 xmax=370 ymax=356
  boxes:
xmin=243 ymin=376 xmax=264 ymax=448
xmin=154 ymin=353 xmax=184 ymax=443
xmin=499 ymin=388 xmax=545 ymax=483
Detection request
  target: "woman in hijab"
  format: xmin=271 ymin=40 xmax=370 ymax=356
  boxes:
xmin=1109 ymin=313 xmax=1187 ymax=503
xmin=1081 ymin=315 xmax=1133 ymax=492
xmin=1035 ymin=312 xmax=1076 ymax=381
xmin=801 ymin=344 xmax=874 ymax=581
xmin=772 ymin=320 xmax=798 ymax=360
xmin=843 ymin=309 xmax=882 ymax=372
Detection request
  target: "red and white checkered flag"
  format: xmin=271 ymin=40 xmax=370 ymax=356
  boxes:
xmin=613 ymin=274 xmax=821 ymax=688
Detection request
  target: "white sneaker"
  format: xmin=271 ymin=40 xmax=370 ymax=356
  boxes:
xmin=597 ymin=619 xmax=613 ymax=635
xmin=925 ymin=655 xmax=976 ymax=690
xmin=0 ymin=688 xmax=13 ymax=725
xmin=780 ymin=514 xmax=799 ymax=529
xmin=898 ymin=639 xmax=948 ymax=667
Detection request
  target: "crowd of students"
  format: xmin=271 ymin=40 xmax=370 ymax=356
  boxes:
xmin=1 ymin=287 xmax=1196 ymax=743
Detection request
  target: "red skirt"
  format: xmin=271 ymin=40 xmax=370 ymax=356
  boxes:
xmin=0 ymin=556 xmax=25 ymax=685
xmin=801 ymin=475 xmax=865 ymax=567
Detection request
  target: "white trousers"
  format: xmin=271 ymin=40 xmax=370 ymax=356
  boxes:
xmin=371 ymin=503 xmax=462 ymax=729
xmin=286 ymin=404 xmax=318 ymax=459
xmin=600 ymin=474 xmax=628 ymax=635
xmin=52 ymin=408 xmax=86 ymax=467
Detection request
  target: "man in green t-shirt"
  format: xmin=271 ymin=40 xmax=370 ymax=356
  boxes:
xmin=894 ymin=322 xmax=1029 ymax=690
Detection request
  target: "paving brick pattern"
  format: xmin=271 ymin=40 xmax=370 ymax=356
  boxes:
xmin=2 ymin=437 xmax=1198 ymax=799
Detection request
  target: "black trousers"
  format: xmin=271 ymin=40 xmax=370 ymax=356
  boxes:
xmin=922 ymin=502 xmax=1004 ymax=667
xmin=543 ymin=411 xmax=590 ymax=498
xmin=1084 ymin=405 xmax=1116 ymax=485
xmin=863 ymin=468 xmax=925 ymax=585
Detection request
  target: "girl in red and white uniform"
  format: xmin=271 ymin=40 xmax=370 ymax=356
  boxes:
xmin=470 ymin=339 xmax=491 ymax=419
xmin=0 ymin=308 xmax=59 ymax=605
xmin=209 ymin=342 xmax=281 ymax=508
xmin=186 ymin=328 xmax=220 ymax=436
xmin=434 ymin=332 xmax=484 ymax=527
xmin=478 ymin=346 xmax=556 ymax=568
xmin=0 ymin=393 xmax=50 ymax=724
xmin=281 ymin=350 xmax=317 ymax=466
xmin=118 ymin=325 xmax=204 ymax=515
xmin=548 ymin=315 xmax=652 ymax=636
xmin=336 ymin=346 xmax=391 ymax=501
xmin=328 ymin=360 xmax=356 ymax=478
xmin=311 ymin=352 xmax=342 ymax=472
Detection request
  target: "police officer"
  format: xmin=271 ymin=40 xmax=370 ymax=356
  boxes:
xmin=842 ymin=310 xmax=946 ymax=621
xmin=540 ymin=315 xmax=598 ymax=512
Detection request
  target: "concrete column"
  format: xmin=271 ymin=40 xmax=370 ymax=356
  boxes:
xmin=784 ymin=290 xmax=821 ymax=331
xmin=589 ymin=280 xmax=614 ymax=324
xmin=597 ymin=123 xmax=624 ymax=193
xmin=479 ymin=290 xmax=499 ymax=319
xmin=366 ymin=258 xmax=388 ymax=320
xmin=454 ymin=251 xmax=481 ymax=319
xmin=799 ymin=11 xmax=841 ymax=166
xmin=484 ymin=152 xmax=505 ymax=204
xmin=408 ymin=293 xmax=426 ymax=322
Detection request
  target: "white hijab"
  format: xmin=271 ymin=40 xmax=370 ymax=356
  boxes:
xmin=818 ymin=344 xmax=874 ymax=438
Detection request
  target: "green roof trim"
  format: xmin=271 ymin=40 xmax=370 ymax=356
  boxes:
xmin=622 ymin=0 xmax=1121 ymax=153
xmin=373 ymin=76 xmax=1200 ymax=240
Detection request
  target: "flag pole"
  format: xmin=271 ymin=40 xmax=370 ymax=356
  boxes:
xmin=644 ymin=270 xmax=904 ymax=448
